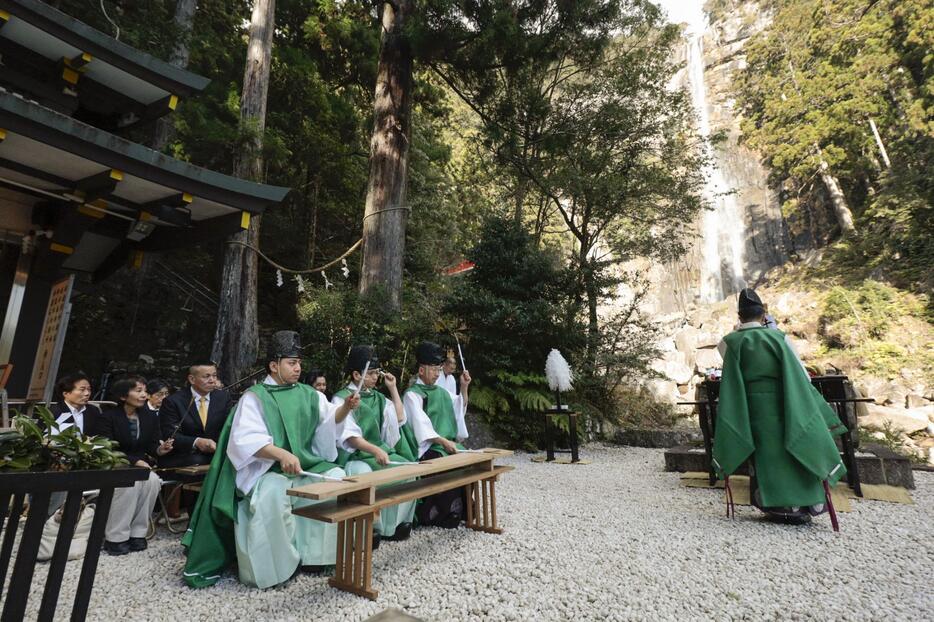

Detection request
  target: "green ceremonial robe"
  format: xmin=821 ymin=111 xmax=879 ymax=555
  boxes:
xmin=181 ymin=382 xmax=339 ymax=588
xmin=405 ymin=382 xmax=465 ymax=456
xmin=334 ymin=385 xmax=417 ymax=536
xmin=333 ymin=386 xmax=408 ymax=469
xmin=712 ymin=327 xmax=847 ymax=508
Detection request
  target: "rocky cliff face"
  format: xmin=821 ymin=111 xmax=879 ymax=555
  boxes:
xmin=642 ymin=2 xmax=786 ymax=314
xmin=629 ymin=3 xmax=934 ymax=465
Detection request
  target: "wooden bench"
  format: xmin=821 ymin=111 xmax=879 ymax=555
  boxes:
xmin=287 ymin=448 xmax=514 ymax=599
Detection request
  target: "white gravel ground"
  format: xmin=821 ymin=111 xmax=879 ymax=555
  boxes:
xmin=10 ymin=445 xmax=934 ymax=621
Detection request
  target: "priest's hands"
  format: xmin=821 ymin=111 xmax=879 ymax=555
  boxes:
xmin=345 ymin=393 xmax=361 ymax=409
xmin=382 ymin=372 xmax=397 ymax=392
xmin=278 ymin=450 xmax=301 ymax=475
xmin=372 ymin=447 xmax=390 ymax=466
xmin=439 ymin=438 xmax=459 ymax=454
xmin=460 ymin=370 xmax=471 ymax=390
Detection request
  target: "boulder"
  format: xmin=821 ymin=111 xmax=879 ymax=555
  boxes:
xmin=673 ymin=326 xmax=699 ymax=355
xmin=859 ymin=404 xmax=930 ymax=435
xmin=651 ymin=357 xmax=693 ymax=385
xmin=694 ymin=348 xmax=723 ymax=373
xmin=856 ymin=379 xmax=909 ymax=407
xmin=906 ymin=394 xmax=931 ymax=409
xmin=646 ymin=379 xmax=679 ymax=402
xmin=787 ymin=337 xmax=815 ymax=360
xmin=695 ymin=330 xmax=722 ymax=349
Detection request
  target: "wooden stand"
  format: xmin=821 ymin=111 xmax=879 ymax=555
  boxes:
xmin=330 ymin=512 xmax=379 ymax=599
xmin=465 ymin=478 xmax=501 ymax=534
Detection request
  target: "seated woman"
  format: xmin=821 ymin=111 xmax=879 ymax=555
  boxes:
xmin=91 ymin=375 xmax=174 ymax=555
xmin=303 ymin=369 xmax=328 ymax=398
xmin=143 ymin=378 xmax=170 ymax=417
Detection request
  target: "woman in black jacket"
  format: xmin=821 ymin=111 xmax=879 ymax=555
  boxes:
xmin=92 ymin=376 xmax=173 ymax=555
xmin=143 ymin=378 xmax=170 ymax=417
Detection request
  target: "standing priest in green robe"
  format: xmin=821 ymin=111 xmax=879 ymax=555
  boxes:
xmin=403 ymin=341 xmax=471 ymax=528
xmin=181 ymin=330 xmax=359 ymax=588
xmin=333 ymin=345 xmax=416 ymax=542
xmin=712 ymin=289 xmax=848 ymax=527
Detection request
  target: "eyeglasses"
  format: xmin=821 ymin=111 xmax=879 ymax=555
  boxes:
xmin=152 ymin=390 xmax=169 ymax=398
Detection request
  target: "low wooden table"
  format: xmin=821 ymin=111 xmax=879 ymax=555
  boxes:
xmin=679 ymin=375 xmax=871 ymax=495
xmin=287 ymin=449 xmax=513 ymax=599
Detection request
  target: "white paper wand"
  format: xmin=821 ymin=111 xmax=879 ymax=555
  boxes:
xmin=456 ymin=342 xmax=467 ymax=373
xmin=299 ymin=470 xmax=344 ymax=482
xmin=354 ymin=360 xmax=370 ymax=397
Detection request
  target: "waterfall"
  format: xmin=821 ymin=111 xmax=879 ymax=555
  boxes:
xmin=686 ymin=32 xmax=746 ymax=302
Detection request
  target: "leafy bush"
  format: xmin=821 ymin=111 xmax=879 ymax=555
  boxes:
xmin=0 ymin=407 xmax=128 ymax=472
xmin=820 ymin=280 xmax=901 ymax=346
xmin=444 ymin=217 xmax=584 ymax=447
xmin=613 ymin=386 xmax=681 ymax=429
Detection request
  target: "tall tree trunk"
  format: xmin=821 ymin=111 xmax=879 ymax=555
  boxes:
xmin=359 ymin=0 xmax=414 ymax=310
xmin=212 ymin=0 xmax=275 ymax=384
xmin=817 ymin=158 xmax=856 ymax=236
xmin=151 ymin=0 xmax=197 ymax=152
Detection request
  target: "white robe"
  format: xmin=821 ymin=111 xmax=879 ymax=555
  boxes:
xmin=403 ymin=378 xmax=468 ymax=458
xmin=438 ymin=371 xmax=457 ymax=397
xmin=333 ymin=383 xmax=404 ymax=451
xmin=226 ymin=375 xmax=342 ymax=495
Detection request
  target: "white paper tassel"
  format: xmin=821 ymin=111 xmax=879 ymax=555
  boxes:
xmin=322 ymin=270 xmax=332 ymax=290
xmin=545 ymin=349 xmax=574 ymax=393
xmin=341 ymin=258 xmax=350 ymax=278
xmin=295 ymin=274 xmax=305 ymax=293
xmin=275 ymin=269 xmax=283 ymax=288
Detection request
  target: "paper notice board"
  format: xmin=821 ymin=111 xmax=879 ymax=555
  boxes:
xmin=27 ymin=275 xmax=74 ymax=402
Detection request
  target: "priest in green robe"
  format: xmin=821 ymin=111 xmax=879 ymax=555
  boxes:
xmin=332 ymin=345 xmax=416 ymax=542
xmin=403 ymin=341 xmax=471 ymax=528
xmin=181 ymin=331 xmax=359 ymax=588
xmin=712 ymin=289 xmax=847 ymax=527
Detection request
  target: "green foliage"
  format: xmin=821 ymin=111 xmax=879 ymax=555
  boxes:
xmin=859 ymin=420 xmax=927 ymax=465
xmin=737 ymin=0 xmax=933 ymax=288
xmin=820 ymin=280 xmax=922 ymax=347
xmin=613 ymin=386 xmax=681 ymax=430
xmin=0 ymin=407 xmax=128 ymax=472
xmin=469 ymin=371 xmax=554 ymax=451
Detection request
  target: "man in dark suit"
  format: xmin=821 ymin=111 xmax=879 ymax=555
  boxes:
xmin=159 ymin=361 xmax=232 ymax=468
xmin=49 ymin=372 xmax=101 ymax=436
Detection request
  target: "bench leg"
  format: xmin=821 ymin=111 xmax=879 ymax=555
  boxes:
xmin=465 ymin=478 xmax=503 ymax=535
xmin=328 ymin=513 xmax=378 ymax=600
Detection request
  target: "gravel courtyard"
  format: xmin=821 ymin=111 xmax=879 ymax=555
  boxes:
xmin=14 ymin=446 xmax=934 ymax=621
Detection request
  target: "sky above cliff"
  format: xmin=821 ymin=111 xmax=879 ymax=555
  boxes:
xmin=654 ymin=0 xmax=706 ymax=33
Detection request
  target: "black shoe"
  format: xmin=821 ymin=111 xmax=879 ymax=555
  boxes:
xmin=300 ymin=564 xmax=333 ymax=575
xmin=763 ymin=508 xmax=812 ymax=526
xmin=371 ymin=532 xmax=381 ymax=550
xmin=387 ymin=522 xmax=413 ymax=541
xmin=128 ymin=537 xmax=148 ymax=551
xmin=438 ymin=512 xmax=462 ymax=529
xmin=103 ymin=540 xmax=131 ymax=556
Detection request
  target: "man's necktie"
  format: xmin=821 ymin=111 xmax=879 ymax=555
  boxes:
xmin=198 ymin=397 xmax=208 ymax=429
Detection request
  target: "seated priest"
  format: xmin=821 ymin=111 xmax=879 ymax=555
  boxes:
xmin=403 ymin=341 xmax=471 ymax=528
xmin=712 ymin=289 xmax=847 ymax=526
xmin=333 ymin=345 xmax=415 ymax=543
xmin=181 ymin=330 xmax=359 ymax=589
xmin=158 ymin=361 xmax=232 ymax=468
